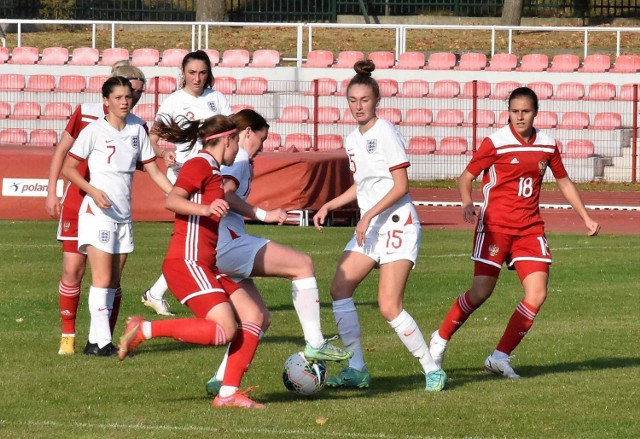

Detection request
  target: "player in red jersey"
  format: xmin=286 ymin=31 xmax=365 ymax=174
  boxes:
xmin=45 ymin=61 xmax=148 ymax=356
xmin=429 ymin=87 xmax=600 ymax=379
xmin=118 ymin=115 xmax=266 ymax=409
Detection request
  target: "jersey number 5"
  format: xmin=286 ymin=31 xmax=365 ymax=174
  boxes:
xmin=348 ymin=153 xmax=357 ymax=173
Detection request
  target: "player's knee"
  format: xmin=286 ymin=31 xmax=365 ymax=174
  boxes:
xmin=377 ymin=301 xmax=402 ymax=321
xmin=296 ymin=253 xmax=315 ymax=276
xmin=62 ymin=267 xmax=86 ymax=286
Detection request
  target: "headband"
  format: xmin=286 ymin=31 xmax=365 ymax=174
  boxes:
xmin=204 ymin=129 xmax=238 ymax=142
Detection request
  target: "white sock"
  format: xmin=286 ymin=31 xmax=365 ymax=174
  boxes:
xmin=214 ymin=331 xmax=263 ymax=381
xmin=388 ymin=309 xmax=438 ymax=373
xmin=88 ymin=286 xmax=111 ymax=348
xmin=148 ymin=274 xmax=168 ymax=301
xmin=292 ymin=277 xmax=324 ymax=348
xmin=142 ymin=321 xmax=152 ymax=339
xmin=492 ymin=349 xmax=509 ymax=360
xmin=218 ymin=385 xmax=238 ymax=398
xmin=333 ymin=297 xmax=365 ymax=371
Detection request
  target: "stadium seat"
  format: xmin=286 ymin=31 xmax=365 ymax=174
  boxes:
xmin=86 ymin=75 xmax=110 ymax=93
xmin=338 ymin=108 xmax=357 ymax=125
xmin=214 ymin=76 xmax=237 ymax=95
xmin=425 ymin=52 xmax=456 ymax=70
xmin=378 ymin=107 xmax=402 ymax=125
xmin=40 ymin=47 xmax=69 ymax=65
xmin=278 ymin=105 xmax=309 ymax=123
xmin=407 ymin=136 xmax=436 ymax=154
xmin=617 ymin=83 xmax=637 ymax=101
xmin=68 ymin=47 xmax=99 ymax=66
xmin=316 ymin=134 xmax=343 ymax=150
xmin=430 ymin=80 xmax=460 ymax=98
xmin=591 ymin=112 xmax=622 ymax=130
xmin=395 ymin=52 xmax=426 ymax=70
xmin=378 ymin=78 xmax=399 ymax=97
xmin=284 ymin=133 xmax=312 ymax=151
xmin=9 ymin=46 xmax=39 ymax=64
xmin=464 ymin=110 xmax=495 ymax=127
xmin=263 ymin=132 xmax=281 ymax=151
xmin=0 ymin=101 xmax=10 ymax=118
xmin=314 ymin=106 xmax=341 ymax=124
xmin=132 ymin=48 xmax=160 ymax=66
xmin=584 ymin=82 xmax=616 ymax=101
xmin=557 ymin=111 xmax=590 ymax=129
xmin=485 ymin=53 xmax=518 ymax=71
xmin=333 ymin=50 xmax=366 ymax=68
xmin=400 ymin=109 xmax=433 ymax=126
xmin=9 ymin=102 xmax=41 ymax=120
xmin=159 ymin=48 xmax=188 ymax=67
xmin=432 ymin=109 xmax=464 ymax=126
xmin=490 ymin=81 xmax=521 ymax=100
xmin=146 ymin=76 xmax=177 ymax=94
xmin=305 ymin=78 xmax=337 ymax=96
xmin=231 ymin=103 xmax=255 ymax=113
xmin=40 ymin=102 xmax=73 ymax=120
xmin=610 ymin=54 xmax=640 ymax=73
xmin=534 ymin=111 xmax=558 ymax=128
xmin=498 ymin=110 xmax=510 ymax=126
xmin=54 ymin=75 xmax=85 ymax=94
xmin=302 ymin=50 xmax=334 ymax=68
xmin=219 ymin=49 xmax=250 ymax=68
xmin=579 ymin=54 xmax=611 ymax=73
xmin=554 ymin=82 xmax=585 ymax=100
xmin=27 ymin=129 xmax=58 ymax=147
xmin=527 ymin=81 xmax=554 ymax=100
xmin=0 ymin=128 xmax=28 ymax=145
xmin=99 ymin=47 xmax=130 ymax=66
xmin=398 ymin=79 xmax=429 ymax=97
xmin=204 ymin=49 xmax=220 ymax=65
xmin=563 ymin=139 xmax=595 ymax=158
xmin=0 ymin=47 xmax=9 ymax=63
xmin=25 ymin=74 xmax=56 ymax=92
xmin=236 ymin=76 xmax=268 ymax=95
xmin=338 ymin=78 xmax=352 ymax=96
xmin=133 ymin=103 xmax=157 ymax=122
xmin=517 ymin=53 xmax=549 ymax=71
xmin=368 ymin=51 xmax=395 ymax=69
xmin=435 ymin=137 xmax=468 ymax=155
xmin=460 ymin=80 xmax=491 ymax=99
xmin=547 ymin=54 xmax=580 ymax=72
xmin=249 ymin=49 xmax=280 ymax=67
xmin=456 ymin=52 xmax=487 ymax=70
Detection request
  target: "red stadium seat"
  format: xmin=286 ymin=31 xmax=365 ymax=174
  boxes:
xmin=398 ymin=79 xmax=429 ymax=97
xmin=9 ymin=46 xmax=39 ymax=64
xmin=400 ymin=109 xmax=433 ymax=126
xmin=584 ymin=82 xmax=616 ymax=101
xmin=547 ymin=54 xmax=580 ymax=72
xmin=377 ymin=78 xmax=399 ymax=97
xmin=41 ymin=102 xmax=73 ymax=120
xmin=554 ymin=82 xmax=585 ymax=100
xmin=395 ymin=52 xmax=426 ymax=70
xmin=407 ymin=136 xmax=436 ymax=154
xmin=534 ymin=111 xmax=558 ymax=129
xmin=460 ymin=80 xmax=491 ymax=99
xmin=491 ymin=81 xmax=521 ymax=100
xmin=0 ymin=47 xmax=9 ymax=63
xmin=146 ymin=76 xmax=177 ymax=94
xmin=338 ymin=108 xmax=356 ymax=125
xmin=378 ymin=107 xmax=402 ymax=125
xmin=133 ymin=103 xmax=157 ymax=122
xmin=464 ymin=110 xmax=495 ymax=127
xmin=456 ymin=52 xmax=487 ymax=71
xmin=219 ymin=49 xmax=250 ymax=68
xmin=302 ymin=50 xmax=334 ymax=68
xmin=0 ymin=128 xmax=28 ymax=145
xmin=305 ymin=78 xmax=337 ymax=96
xmin=132 ymin=48 xmax=160 ymax=66
xmin=263 ymin=132 xmax=281 ymax=151
xmin=338 ymin=78 xmax=351 ymax=96
xmin=236 ymin=76 xmax=268 ymax=95
xmin=432 ymin=109 xmax=464 ymax=126
xmin=430 ymin=80 xmax=460 ymax=98
xmin=368 ymin=51 xmax=395 ymax=69
xmin=231 ymin=103 xmax=254 ymax=113
xmin=610 ymin=54 xmax=640 ymax=73
xmin=579 ymin=54 xmax=611 ymax=73
xmin=563 ymin=139 xmax=595 ymax=158
xmin=316 ymin=134 xmax=343 ymax=150
xmin=498 ymin=110 xmax=510 ymax=126
xmin=28 ymin=129 xmax=58 ymax=147
xmin=425 ymin=52 xmax=456 ymax=70
xmin=40 ymin=47 xmax=69 ymax=65
xmin=25 ymin=74 xmax=56 ymax=92
xmin=0 ymin=101 xmax=10 ymax=118
xmin=517 ymin=53 xmax=549 ymax=72
xmin=527 ymin=81 xmax=553 ymax=100
xmin=278 ymin=105 xmax=309 ymax=123
xmin=314 ymin=106 xmax=341 ymax=124
xmin=159 ymin=48 xmax=188 ymax=67
xmin=557 ymin=111 xmax=590 ymax=129
xmin=204 ymin=49 xmax=220 ymax=65
xmin=68 ymin=47 xmax=99 ymax=66
xmin=333 ymin=50 xmax=366 ymax=68
xmin=214 ymin=76 xmax=237 ymax=95
xmin=56 ymin=75 xmax=86 ymax=93
xmin=436 ymin=137 xmax=468 ymax=155
xmin=86 ymin=75 xmax=110 ymax=93
xmin=9 ymin=102 xmax=41 ymax=120
xmin=617 ymin=83 xmax=637 ymax=101
xmin=591 ymin=112 xmax=622 ymax=130
xmin=249 ymin=49 xmax=280 ymax=67
xmin=99 ymin=48 xmax=130 ymax=66
xmin=485 ymin=53 xmax=518 ymax=71
xmin=284 ymin=133 xmax=312 ymax=151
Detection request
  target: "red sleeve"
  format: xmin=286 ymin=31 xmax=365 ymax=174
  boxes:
xmin=549 ymin=144 xmax=568 ymax=179
xmin=466 ymin=137 xmax=497 ymax=177
xmin=64 ymin=106 xmax=84 ymax=139
xmin=174 ymin=158 xmax=210 ymax=195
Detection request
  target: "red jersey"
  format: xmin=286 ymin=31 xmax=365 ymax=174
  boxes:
xmin=165 ymin=151 xmax=224 ymax=268
xmin=467 ymin=124 xmax=568 ymax=235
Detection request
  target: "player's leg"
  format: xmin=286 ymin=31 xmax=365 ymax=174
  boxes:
xmin=58 ymin=243 xmax=87 ymax=355
xmin=141 ymin=273 xmax=173 ymax=316
xmin=107 ymin=253 xmax=127 ymax=335
xmin=85 ymin=246 xmax=118 ymax=356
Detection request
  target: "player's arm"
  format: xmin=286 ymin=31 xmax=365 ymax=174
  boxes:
xmin=313 ymin=184 xmax=357 ymax=232
xmin=556 ymin=176 xmax=601 ymax=236
xmin=150 ymin=131 xmax=176 ymax=167
xmin=143 ymin=160 xmax=173 ymax=195
xmin=166 ymin=186 xmax=229 ymax=218
xmin=458 ymin=170 xmax=478 ymax=223
xmin=61 ymin=155 xmax=111 ymax=209
xmin=223 ymin=178 xmax=286 ymax=224
xmin=45 ymin=131 xmax=75 ymax=218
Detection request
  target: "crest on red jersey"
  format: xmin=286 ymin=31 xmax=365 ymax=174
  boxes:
xmin=538 ymin=160 xmax=548 ymax=176
xmin=488 ymin=244 xmax=500 ymax=256
xmin=63 ymin=221 xmax=70 ymax=232
xmin=366 ymin=139 xmax=377 ymax=153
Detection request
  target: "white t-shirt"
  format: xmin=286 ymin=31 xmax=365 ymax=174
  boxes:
xmin=218 ymin=147 xmax=252 ymax=245
xmin=69 ymin=116 xmax=156 ymax=223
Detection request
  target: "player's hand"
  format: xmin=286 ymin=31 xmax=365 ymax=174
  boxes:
xmin=90 ymin=189 xmax=112 ymax=209
xmin=355 ymin=215 xmax=371 ymax=247
xmin=265 ymin=208 xmax=287 ymax=225
xmin=207 ymin=199 xmax=229 ymax=218
xmin=45 ymin=193 xmax=61 ymax=219
xmin=586 ymin=219 xmax=601 ymax=236
xmin=163 ymin=150 xmax=177 ymax=167
xmin=462 ymin=203 xmax=477 ymax=224
xmin=313 ymin=206 xmax=329 ymax=232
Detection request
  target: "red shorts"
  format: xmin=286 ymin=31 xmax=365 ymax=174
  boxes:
xmin=57 ymin=204 xmax=80 ymax=254
xmin=162 ymin=258 xmax=240 ymax=319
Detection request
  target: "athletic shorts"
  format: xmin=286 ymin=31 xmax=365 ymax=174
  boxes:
xmin=344 ymin=221 xmax=421 ymax=266
xmin=472 ymin=231 xmax=552 ymax=270
xmin=162 ymin=258 xmax=240 ymax=318
xmin=216 ymin=234 xmax=269 ymax=281
xmin=57 ymin=204 xmax=81 ymax=253
xmin=77 ymin=213 xmax=134 ymax=255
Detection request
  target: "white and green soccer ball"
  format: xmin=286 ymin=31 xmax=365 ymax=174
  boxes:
xmin=282 ymin=352 xmax=327 ymax=396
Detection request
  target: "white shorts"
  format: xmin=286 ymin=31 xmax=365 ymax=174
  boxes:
xmin=344 ymin=221 xmax=421 ymax=267
xmin=77 ymin=213 xmax=134 ymax=255
xmin=216 ymin=234 xmax=270 ymax=281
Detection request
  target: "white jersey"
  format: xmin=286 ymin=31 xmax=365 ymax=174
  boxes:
xmin=218 ymin=147 xmax=252 ymax=245
xmin=344 ymin=118 xmax=418 ymax=231
xmin=69 ymin=115 xmax=156 ymax=223
xmin=156 ymin=88 xmax=232 ymax=174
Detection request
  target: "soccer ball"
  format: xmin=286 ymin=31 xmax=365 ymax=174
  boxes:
xmin=282 ymin=352 xmax=327 ymax=396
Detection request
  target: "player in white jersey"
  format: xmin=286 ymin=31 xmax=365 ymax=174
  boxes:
xmin=142 ymin=50 xmax=232 ymax=316
xmin=313 ymin=60 xmax=446 ymax=392
xmin=204 ymin=109 xmax=352 ymax=397
xmin=62 ymin=77 xmax=173 ymax=356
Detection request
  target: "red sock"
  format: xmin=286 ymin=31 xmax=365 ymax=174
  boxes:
xmin=59 ymin=281 xmax=81 ymax=335
xmin=496 ymin=301 xmax=538 ymax=355
xmin=222 ymin=322 xmax=262 ymax=388
xmin=150 ymin=318 xmax=227 ymax=346
xmin=109 ymin=288 xmax=122 ymax=335
xmin=438 ymin=291 xmax=478 ymax=340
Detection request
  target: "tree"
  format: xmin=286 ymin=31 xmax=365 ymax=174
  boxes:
xmin=501 ymin=0 xmax=523 ymax=26
xmin=196 ymin=0 xmax=227 ymax=22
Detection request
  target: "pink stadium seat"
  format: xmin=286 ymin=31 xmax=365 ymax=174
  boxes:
xmin=430 ymin=80 xmax=460 ymax=98
xmin=86 ymin=75 xmax=110 ymax=93
xmin=314 ymin=106 xmax=341 ymax=124
xmin=0 ymin=47 xmax=9 ymax=63
xmin=9 ymin=46 xmax=39 ymax=64
xmin=398 ymin=79 xmax=429 ymax=97
xmin=249 ymin=49 xmax=280 ymax=67
xmin=333 ymin=51 xmax=366 ymax=68
xmin=534 ymin=111 xmax=558 ymax=129
xmin=491 ymin=81 xmax=521 ymax=100
xmin=284 ymin=133 xmax=312 ymax=151
xmin=263 ymin=132 xmax=281 ymax=151
xmin=316 ymin=134 xmax=343 ymax=150
xmin=25 ymin=74 xmax=56 ymax=92
xmin=159 ymin=48 xmax=188 ymax=67
xmin=40 ymin=47 xmax=69 ymax=65
xmin=9 ymin=102 xmax=41 ymax=120
xmin=146 ymin=76 xmax=177 ymax=94
xmin=0 ymin=128 xmax=28 ymax=145
xmin=40 ymin=102 xmax=73 ymax=120
xmin=214 ymin=76 xmax=237 ymax=95
xmin=133 ymin=103 xmax=157 ymax=122
xmin=498 ymin=110 xmax=510 ymax=126
xmin=305 ymin=78 xmax=337 ymax=96
xmin=204 ymin=49 xmax=220 ymax=65
xmin=465 ymin=110 xmax=495 ymax=127
xmin=0 ymin=101 xmax=10 ymax=118
xmin=278 ymin=105 xmax=309 ymax=123
xmin=99 ymin=48 xmax=130 ymax=66
xmin=610 ymin=54 xmax=640 ymax=73
xmin=395 ymin=52 xmax=426 ymax=70
xmin=236 ymin=76 xmax=268 ymax=95
xmin=554 ymin=82 xmax=585 ymax=100
xmin=563 ymin=139 xmax=595 ymax=158
xmin=57 ymin=74 xmax=86 ymax=93
xmin=378 ymin=107 xmax=402 ymax=125
xmin=518 ymin=53 xmax=549 ymax=71
xmin=547 ymin=54 xmax=580 ymax=72
xmin=231 ymin=103 xmax=254 ymax=113
xmin=584 ymin=82 xmax=616 ymax=101
xmin=132 ymin=48 xmax=160 ymax=66
xmin=368 ymin=51 xmax=395 ymax=69
xmin=456 ymin=52 xmax=487 ymax=71
xmin=425 ymin=52 xmax=456 ymax=70
xmin=460 ymin=80 xmax=491 ymax=99
xmin=591 ymin=112 xmax=623 ymax=130
xmin=486 ymin=53 xmax=518 ymax=71
xmin=378 ymin=78 xmax=399 ymax=97
xmin=338 ymin=108 xmax=356 ymax=125
xmin=617 ymin=83 xmax=637 ymax=101
xmin=302 ymin=50 xmax=334 ymax=68
xmin=527 ymin=81 xmax=553 ymax=100
xmin=68 ymin=47 xmax=99 ymax=66
xmin=436 ymin=137 xmax=468 ymax=155
xmin=579 ymin=54 xmax=611 ymax=73
xmin=338 ymin=78 xmax=352 ymax=96
xmin=400 ymin=109 xmax=433 ymax=126
xmin=219 ymin=49 xmax=250 ymax=68
xmin=28 ymin=129 xmax=58 ymax=147
xmin=557 ymin=111 xmax=590 ymax=129
xmin=432 ymin=109 xmax=464 ymax=127
xmin=408 ymin=136 xmax=437 ymax=154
